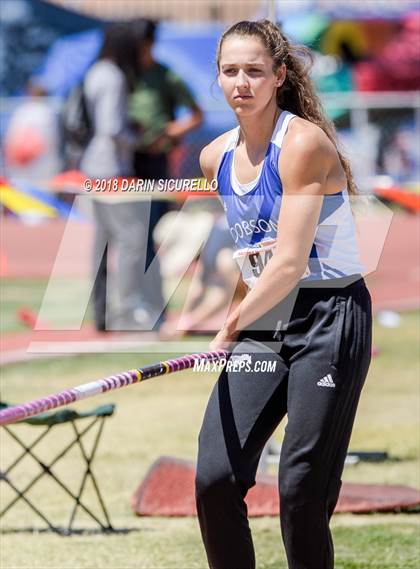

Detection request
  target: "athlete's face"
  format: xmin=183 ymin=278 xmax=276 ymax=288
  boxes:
xmin=218 ymin=35 xmax=285 ymax=116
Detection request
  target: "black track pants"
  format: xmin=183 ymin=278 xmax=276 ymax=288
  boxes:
xmin=195 ymin=276 xmax=372 ymax=569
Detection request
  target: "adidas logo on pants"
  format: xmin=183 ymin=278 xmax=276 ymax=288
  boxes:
xmin=317 ymin=373 xmax=336 ymax=388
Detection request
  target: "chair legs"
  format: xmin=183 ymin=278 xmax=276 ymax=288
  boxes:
xmin=68 ymin=418 xmax=113 ymax=532
xmin=0 ymin=472 xmax=60 ymax=533
xmin=1 ymin=417 xmax=113 ymax=533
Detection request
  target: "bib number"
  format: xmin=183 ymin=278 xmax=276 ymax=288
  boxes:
xmin=249 ymin=249 xmax=274 ymax=278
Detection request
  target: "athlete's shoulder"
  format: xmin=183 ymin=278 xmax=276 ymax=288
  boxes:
xmin=199 ymin=129 xmax=236 ymax=181
xmin=280 ymin=117 xmax=335 ymax=191
xmin=284 ymin=116 xmax=333 ymax=157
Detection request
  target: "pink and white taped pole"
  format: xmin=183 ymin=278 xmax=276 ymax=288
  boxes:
xmin=0 ymin=350 xmax=228 ymax=426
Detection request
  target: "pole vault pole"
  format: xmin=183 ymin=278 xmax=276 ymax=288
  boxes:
xmin=0 ymin=350 xmax=228 ymax=426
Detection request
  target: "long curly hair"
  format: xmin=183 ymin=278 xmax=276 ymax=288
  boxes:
xmin=216 ymin=20 xmax=357 ymax=195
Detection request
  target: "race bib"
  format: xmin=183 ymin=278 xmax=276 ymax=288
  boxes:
xmin=233 ymin=239 xmax=310 ymax=288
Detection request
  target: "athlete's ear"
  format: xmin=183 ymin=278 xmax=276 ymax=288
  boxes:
xmin=217 ymin=74 xmax=222 ymax=88
xmin=275 ymin=63 xmax=287 ymax=87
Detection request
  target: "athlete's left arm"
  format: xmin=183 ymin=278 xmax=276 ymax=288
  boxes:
xmin=210 ymin=127 xmax=332 ymax=350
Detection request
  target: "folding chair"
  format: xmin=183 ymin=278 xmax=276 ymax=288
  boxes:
xmin=0 ymin=402 xmax=115 ymax=534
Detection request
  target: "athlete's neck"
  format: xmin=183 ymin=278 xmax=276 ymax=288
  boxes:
xmin=236 ymin=106 xmax=282 ymax=162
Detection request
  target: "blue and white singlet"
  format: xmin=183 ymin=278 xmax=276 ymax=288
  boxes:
xmin=216 ymin=110 xmax=364 ymax=288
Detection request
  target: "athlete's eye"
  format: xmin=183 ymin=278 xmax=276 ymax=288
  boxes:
xmin=223 ymin=68 xmax=237 ymax=76
xmin=247 ymin=68 xmax=263 ymax=75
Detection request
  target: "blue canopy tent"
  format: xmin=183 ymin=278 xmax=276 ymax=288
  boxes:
xmin=32 ymin=29 xmax=103 ymax=97
xmin=0 ymin=0 xmax=104 ymax=96
xmin=33 ymin=22 xmax=230 ymax=112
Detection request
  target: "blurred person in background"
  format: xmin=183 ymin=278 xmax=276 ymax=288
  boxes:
xmin=159 ymin=212 xmax=246 ymax=340
xmin=128 ymin=18 xmax=203 ymax=325
xmin=81 ymin=22 xmax=149 ymax=331
xmin=4 ymin=81 xmax=62 ymax=185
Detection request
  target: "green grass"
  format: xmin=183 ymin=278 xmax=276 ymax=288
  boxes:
xmin=1 ymin=517 xmax=419 ymax=569
xmin=0 ymin=278 xmax=48 ymax=334
xmin=0 ymin=274 xmax=192 ymax=333
xmin=0 ymin=308 xmax=419 ymax=568
xmin=0 ymin=277 xmax=96 ymax=333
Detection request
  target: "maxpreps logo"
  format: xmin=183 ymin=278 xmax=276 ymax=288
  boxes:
xmin=193 ymin=353 xmax=277 ymax=373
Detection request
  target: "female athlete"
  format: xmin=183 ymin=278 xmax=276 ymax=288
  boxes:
xmin=195 ymin=20 xmax=372 ymax=569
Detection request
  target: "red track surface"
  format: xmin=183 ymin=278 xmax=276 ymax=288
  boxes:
xmin=0 ymin=218 xmax=91 ymax=277
xmin=364 ymin=212 xmax=419 ymax=311
xmin=132 ymin=456 xmax=420 ymax=516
